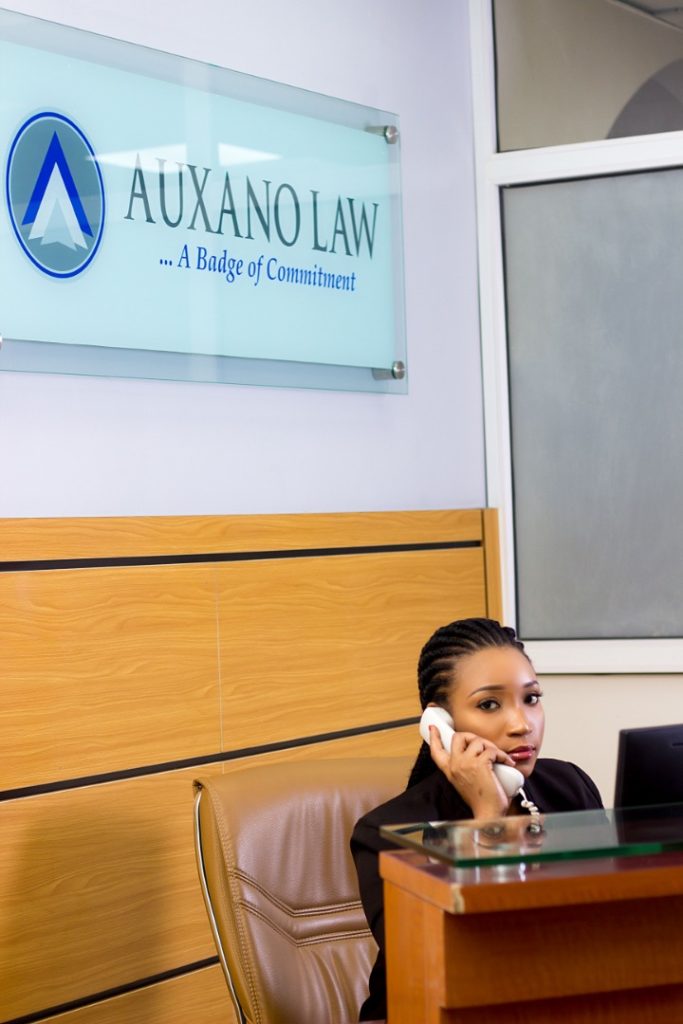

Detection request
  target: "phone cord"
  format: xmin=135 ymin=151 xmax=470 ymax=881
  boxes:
xmin=519 ymin=789 xmax=542 ymax=834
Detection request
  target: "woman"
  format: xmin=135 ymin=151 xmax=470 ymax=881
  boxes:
xmin=350 ymin=617 xmax=603 ymax=1022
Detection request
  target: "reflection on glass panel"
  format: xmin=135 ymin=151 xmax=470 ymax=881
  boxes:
xmin=502 ymin=169 xmax=683 ymax=640
xmin=494 ymin=0 xmax=683 ymax=151
xmin=381 ymin=805 xmax=683 ymax=869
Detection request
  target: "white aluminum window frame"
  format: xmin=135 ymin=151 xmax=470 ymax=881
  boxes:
xmin=469 ymin=0 xmax=683 ymax=673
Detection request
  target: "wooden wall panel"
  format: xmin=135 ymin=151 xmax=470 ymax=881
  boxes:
xmin=483 ymin=508 xmax=504 ymax=623
xmin=0 ymin=735 xmax=416 ymax=1023
xmin=0 ymin=509 xmax=499 ymax=1024
xmin=0 ymin=767 xmax=217 ymax=1021
xmin=0 ymin=509 xmax=481 ymax=562
xmin=47 ymin=966 xmax=235 ymax=1024
xmin=216 ymin=725 xmax=418 ymax=778
xmin=217 ymin=548 xmax=486 ymax=750
xmin=0 ymin=566 xmax=221 ymax=790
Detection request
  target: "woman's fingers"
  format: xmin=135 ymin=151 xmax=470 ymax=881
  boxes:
xmin=495 ymin=748 xmax=517 ymax=767
xmin=428 ymin=727 xmax=516 ymax=811
xmin=453 ymin=732 xmax=509 ymax=765
xmin=432 ymin=729 xmax=502 ymax=781
xmin=428 ymin=727 xmax=511 ymax=818
xmin=464 ymin=735 xmax=515 ymax=767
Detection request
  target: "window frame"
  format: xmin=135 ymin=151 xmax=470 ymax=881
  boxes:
xmin=469 ymin=0 xmax=683 ymax=673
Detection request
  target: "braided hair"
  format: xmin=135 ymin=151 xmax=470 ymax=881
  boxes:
xmin=406 ymin=617 xmax=528 ymax=790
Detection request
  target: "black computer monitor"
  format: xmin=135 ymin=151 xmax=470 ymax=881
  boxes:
xmin=614 ymin=723 xmax=683 ymax=808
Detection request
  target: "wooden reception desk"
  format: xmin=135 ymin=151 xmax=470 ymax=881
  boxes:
xmin=380 ymin=837 xmax=683 ymax=1023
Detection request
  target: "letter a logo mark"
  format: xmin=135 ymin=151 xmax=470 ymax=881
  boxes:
xmin=6 ymin=112 xmax=105 ymax=278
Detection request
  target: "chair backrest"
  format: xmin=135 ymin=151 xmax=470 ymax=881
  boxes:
xmin=193 ymin=756 xmax=411 ymax=1024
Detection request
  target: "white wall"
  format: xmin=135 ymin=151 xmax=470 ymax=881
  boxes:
xmin=0 ymin=0 xmax=485 ymax=517
xmin=540 ymin=673 xmax=683 ymax=806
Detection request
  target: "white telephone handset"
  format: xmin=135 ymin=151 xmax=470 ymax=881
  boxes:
xmin=419 ymin=705 xmax=524 ymax=799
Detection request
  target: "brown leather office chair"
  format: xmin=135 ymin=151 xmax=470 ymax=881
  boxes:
xmin=193 ymin=756 xmax=410 ymax=1024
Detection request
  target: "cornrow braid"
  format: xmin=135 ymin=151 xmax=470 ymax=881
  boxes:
xmin=406 ymin=617 xmax=527 ymax=790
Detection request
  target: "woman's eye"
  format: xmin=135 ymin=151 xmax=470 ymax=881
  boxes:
xmin=525 ymin=693 xmax=543 ymax=705
xmin=478 ymin=698 xmax=500 ymax=712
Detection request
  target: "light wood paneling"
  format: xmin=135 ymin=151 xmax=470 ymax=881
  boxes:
xmin=0 ymin=729 xmax=419 ymax=1024
xmin=0 ymin=566 xmax=221 ymax=790
xmin=0 ymin=767 xmax=218 ymax=1021
xmin=218 ymin=723 xmax=418 ymax=776
xmin=482 ymin=507 xmax=503 ymax=623
xmin=217 ymin=548 xmax=487 ymax=750
xmin=47 ymin=966 xmax=235 ymax=1024
xmin=0 ymin=509 xmax=482 ymax=562
xmin=0 ymin=509 xmax=500 ymax=1024
xmin=0 ymin=732 xmax=416 ymax=1023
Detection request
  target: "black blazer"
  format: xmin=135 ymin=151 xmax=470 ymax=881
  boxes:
xmin=350 ymin=758 xmax=603 ymax=1022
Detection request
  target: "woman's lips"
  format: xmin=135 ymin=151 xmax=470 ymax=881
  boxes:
xmin=509 ymin=747 xmax=535 ymax=762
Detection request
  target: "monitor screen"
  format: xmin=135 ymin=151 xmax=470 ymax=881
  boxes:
xmin=614 ymin=723 xmax=683 ymax=808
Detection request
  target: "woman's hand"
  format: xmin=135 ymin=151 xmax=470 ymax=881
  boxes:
xmin=428 ymin=725 xmax=516 ymax=819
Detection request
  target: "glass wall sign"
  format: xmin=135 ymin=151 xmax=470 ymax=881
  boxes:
xmin=0 ymin=10 xmax=407 ymax=392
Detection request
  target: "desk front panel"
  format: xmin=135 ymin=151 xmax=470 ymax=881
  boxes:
xmin=382 ymin=849 xmax=683 ymax=1024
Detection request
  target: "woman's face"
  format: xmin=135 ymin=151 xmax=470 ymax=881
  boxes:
xmin=446 ymin=646 xmax=545 ymax=779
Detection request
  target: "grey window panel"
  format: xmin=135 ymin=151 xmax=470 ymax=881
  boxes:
xmin=503 ymin=169 xmax=683 ymax=640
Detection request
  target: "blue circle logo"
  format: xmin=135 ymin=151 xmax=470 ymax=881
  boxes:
xmin=6 ymin=112 xmax=105 ymax=278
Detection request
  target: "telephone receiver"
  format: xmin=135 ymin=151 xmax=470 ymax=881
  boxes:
xmin=419 ymin=705 xmax=524 ymax=799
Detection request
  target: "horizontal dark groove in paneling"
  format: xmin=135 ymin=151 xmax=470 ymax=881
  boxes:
xmin=2 ymin=957 xmax=219 ymax=1024
xmin=0 ymin=717 xmax=419 ymax=802
xmin=0 ymin=539 xmax=480 ymax=573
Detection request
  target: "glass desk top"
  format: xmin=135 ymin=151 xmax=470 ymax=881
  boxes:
xmin=380 ymin=804 xmax=683 ymax=869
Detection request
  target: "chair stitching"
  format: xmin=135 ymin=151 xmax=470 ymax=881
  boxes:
xmin=239 ymin=897 xmax=370 ymax=929
xmin=238 ymin=900 xmax=373 ymax=946
xmin=231 ymin=868 xmax=362 ymax=915
xmin=232 ymin=888 xmax=366 ymax=921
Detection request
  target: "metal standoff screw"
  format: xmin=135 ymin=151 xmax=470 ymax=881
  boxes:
xmin=366 ymin=124 xmax=399 ymax=144
xmin=372 ymin=361 xmax=407 ymax=381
